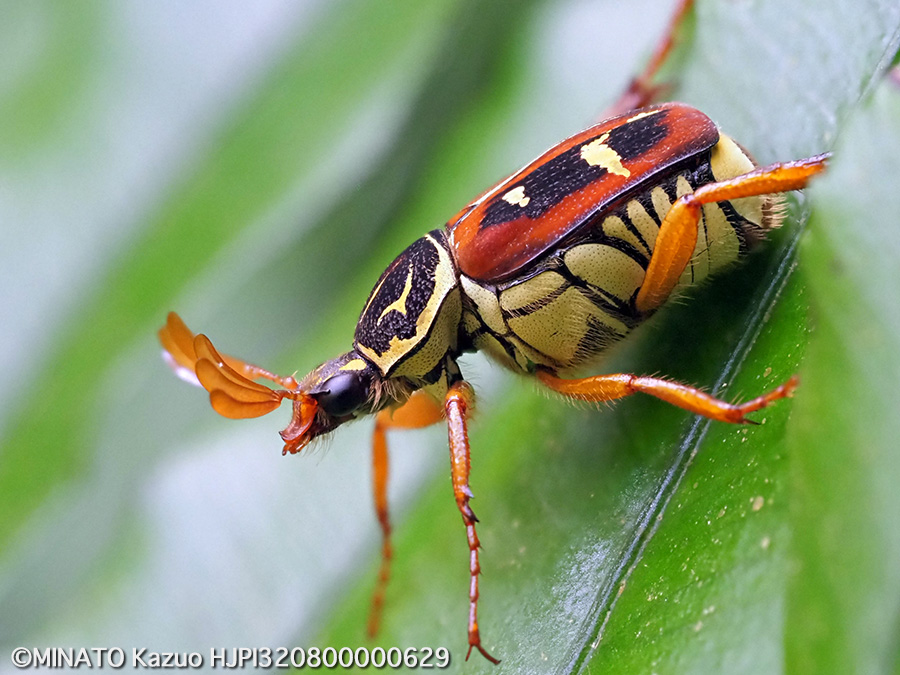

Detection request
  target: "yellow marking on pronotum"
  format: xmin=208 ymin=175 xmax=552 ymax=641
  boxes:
xmin=502 ymin=185 xmax=530 ymax=208
xmin=379 ymin=264 xmax=414 ymax=321
xmin=340 ymin=358 xmax=369 ymax=371
xmin=581 ymin=133 xmax=630 ymax=177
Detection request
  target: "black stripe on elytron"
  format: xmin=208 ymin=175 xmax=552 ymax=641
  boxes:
xmin=603 ymin=111 xmax=670 ymax=161
xmin=478 ymin=110 xmax=672 ymax=230
xmin=479 ymin=147 xmax=608 ymax=229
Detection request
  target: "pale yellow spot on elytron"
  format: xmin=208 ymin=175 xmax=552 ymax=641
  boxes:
xmin=581 ymin=133 xmax=631 ymax=177
xmin=378 ymin=263 xmax=414 ymax=321
xmin=625 ymin=108 xmax=662 ymax=123
xmin=502 ymin=185 xmax=530 ymax=208
xmin=339 ymin=358 xmax=368 ymax=371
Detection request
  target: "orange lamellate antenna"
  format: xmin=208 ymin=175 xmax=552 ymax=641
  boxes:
xmin=159 ymin=312 xmax=317 ymax=454
xmin=159 ymin=312 xmax=300 ymax=391
xmin=193 ymin=334 xmax=286 ymax=419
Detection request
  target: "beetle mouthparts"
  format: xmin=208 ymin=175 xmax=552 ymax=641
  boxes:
xmin=280 ymin=394 xmax=318 ymax=455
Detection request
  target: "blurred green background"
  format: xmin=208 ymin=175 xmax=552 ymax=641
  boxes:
xmin=1 ymin=1 xmax=899 ymax=673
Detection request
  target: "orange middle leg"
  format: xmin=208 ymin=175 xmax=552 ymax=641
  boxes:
xmin=367 ymin=391 xmax=444 ymax=638
xmin=635 ymin=155 xmax=829 ymax=314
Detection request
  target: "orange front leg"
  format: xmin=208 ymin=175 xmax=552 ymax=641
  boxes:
xmin=635 ymin=154 xmax=829 ymax=314
xmin=367 ymin=391 xmax=444 ymax=638
xmin=538 ymin=369 xmax=797 ymax=424
xmin=444 ymin=381 xmax=499 ymax=665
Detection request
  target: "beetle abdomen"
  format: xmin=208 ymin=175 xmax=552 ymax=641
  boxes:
xmin=458 ymin=132 xmax=781 ymax=374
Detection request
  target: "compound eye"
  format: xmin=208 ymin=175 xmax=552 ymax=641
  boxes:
xmin=314 ymin=370 xmax=371 ymax=418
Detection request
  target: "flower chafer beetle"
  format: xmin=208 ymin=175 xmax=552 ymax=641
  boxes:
xmin=158 ymin=0 xmax=827 ymax=663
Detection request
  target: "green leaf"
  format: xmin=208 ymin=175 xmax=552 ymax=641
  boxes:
xmin=316 ymin=2 xmax=900 ymax=673
xmin=788 ymin=81 xmax=900 ymax=675
xmin=1 ymin=1 xmax=899 ymax=674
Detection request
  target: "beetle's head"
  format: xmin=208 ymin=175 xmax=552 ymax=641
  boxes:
xmin=280 ymin=351 xmax=383 ymax=454
xmin=158 ymin=313 xmax=404 ymax=456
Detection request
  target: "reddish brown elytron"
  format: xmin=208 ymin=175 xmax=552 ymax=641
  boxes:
xmin=158 ymin=0 xmax=828 ymax=664
xmin=449 ymin=103 xmax=719 ymax=282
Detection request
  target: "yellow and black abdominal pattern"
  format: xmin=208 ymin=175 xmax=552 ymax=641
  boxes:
xmin=457 ymin=145 xmax=770 ymax=373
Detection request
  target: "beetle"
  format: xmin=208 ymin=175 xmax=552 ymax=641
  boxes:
xmin=157 ymin=0 xmax=827 ymax=663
